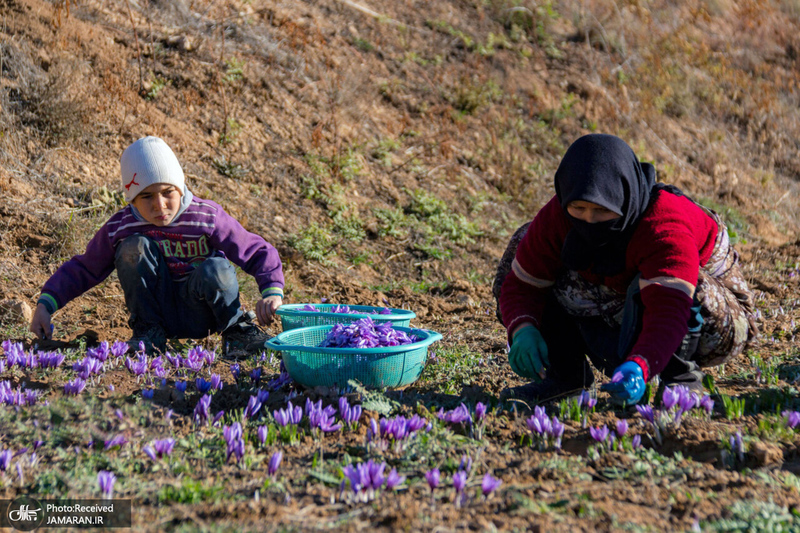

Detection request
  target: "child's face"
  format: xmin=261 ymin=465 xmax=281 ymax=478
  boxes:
xmin=131 ymin=184 xmax=182 ymax=226
xmin=567 ymin=200 xmax=621 ymax=224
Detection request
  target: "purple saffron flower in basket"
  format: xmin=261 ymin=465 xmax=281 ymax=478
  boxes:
xmin=452 ymin=470 xmax=467 ymax=493
xmin=589 ymin=425 xmax=609 ymax=443
xmin=636 ymin=404 xmax=655 ymax=424
xmin=299 ymin=304 xmax=319 ymax=312
xmin=384 ymin=468 xmax=405 ymax=490
xmin=425 ymin=468 xmax=440 ymax=490
xmin=268 ymin=450 xmax=283 ymax=477
xmin=616 ymin=419 xmax=629 ymax=437
xmin=97 ymin=470 xmax=116 ymax=499
xmin=257 ymin=426 xmax=268 ymax=446
xmin=481 ymin=473 xmax=502 ymax=497
xmin=193 ymin=394 xmax=212 ymax=425
xmin=64 ymin=378 xmax=87 ymax=396
xmin=611 ymin=370 xmax=624 ymax=383
xmin=244 ymin=396 xmax=262 ymax=420
xmin=104 ymin=435 xmax=127 ymax=451
xmin=379 ymin=307 xmax=393 ymax=315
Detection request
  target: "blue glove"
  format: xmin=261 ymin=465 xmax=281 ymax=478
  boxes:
xmin=601 ymin=361 xmax=646 ymax=405
xmin=508 ymin=325 xmax=549 ymax=381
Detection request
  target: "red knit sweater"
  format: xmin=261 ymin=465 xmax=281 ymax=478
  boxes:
xmin=499 ymin=192 xmax=718 ymax=379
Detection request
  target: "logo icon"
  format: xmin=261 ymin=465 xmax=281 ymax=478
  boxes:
xmin=124 ymin=173 xmax=140 ymax=191
xmin=6 ymin=497 xmax=45 ymax=531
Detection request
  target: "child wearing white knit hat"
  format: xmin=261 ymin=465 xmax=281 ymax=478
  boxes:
xmin=31 ymin=136 xmax=285 ymax=357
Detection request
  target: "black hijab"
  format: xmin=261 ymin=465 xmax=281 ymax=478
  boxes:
xmin=555 ymin=134 xmax=657 ymax=276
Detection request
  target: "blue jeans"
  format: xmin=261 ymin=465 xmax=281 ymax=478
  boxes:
xmin=115 ymin=235 xmax=244 ymax=338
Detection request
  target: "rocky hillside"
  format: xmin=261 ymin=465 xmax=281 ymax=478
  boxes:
xmin=1 ymin=0 xmax=799 ymax=336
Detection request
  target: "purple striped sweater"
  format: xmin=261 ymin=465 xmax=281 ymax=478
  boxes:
xmin=38 ymin=196 xmax=284 ymax=313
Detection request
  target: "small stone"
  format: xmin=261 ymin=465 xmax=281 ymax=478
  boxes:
xmin=751 ymin=441 xmax=783 ymax=467
xmin=0 ymin=299 xmax=33 ymax=324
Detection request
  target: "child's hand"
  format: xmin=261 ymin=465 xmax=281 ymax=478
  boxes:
xmin=256 ymin=295 xmax=283 ymax=326
xmin=30 ymin=303 xmax=53 ymax=340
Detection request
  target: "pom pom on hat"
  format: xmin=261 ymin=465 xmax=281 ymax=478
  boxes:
xmin=120 ymin=136 xmax=185 ymax=202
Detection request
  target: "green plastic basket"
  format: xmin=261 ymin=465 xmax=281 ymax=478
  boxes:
xmin=276 ymin=304 xmax=416 ymax=331
xmin=264 ymin=325 xmax=442 ymax=389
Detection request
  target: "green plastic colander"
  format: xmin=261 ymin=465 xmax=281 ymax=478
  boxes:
xmin=264 ymin=325 xmax=442 ymax=389
xmin=275 ymin=304 xmax=416 ymax=331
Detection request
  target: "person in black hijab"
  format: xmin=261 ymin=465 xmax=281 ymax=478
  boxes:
xmin=494 ymin=134 xmax=757 ymax=406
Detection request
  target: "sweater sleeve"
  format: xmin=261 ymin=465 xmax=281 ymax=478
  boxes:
xmin=38 ymin=221 xmax=118 ymax=313
xmin=624 ymin=198 xmax=713 ymax=378
xmin=210 ymin=207 xmax=285 ymax=297
xmin=499 ymin=197 xmax=570 ymax=339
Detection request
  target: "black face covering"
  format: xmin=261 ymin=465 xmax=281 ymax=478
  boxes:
xmin=555 ymin=134 xmax=656 ymax=276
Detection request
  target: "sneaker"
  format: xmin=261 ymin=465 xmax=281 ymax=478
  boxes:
xmin=222 ymin=311 xmax=270 ymax=359
xmin=500 ymin=375 xmax=593 ymax=407
xmin=127 ymin=324 xmax=167 ymax=354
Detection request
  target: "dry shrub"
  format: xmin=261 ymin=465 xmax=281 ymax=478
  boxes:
xmin=2 ymin=40 xmax=91 ymax=147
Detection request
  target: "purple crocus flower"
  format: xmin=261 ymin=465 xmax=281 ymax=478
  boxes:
xmin=125 ymin=355 xmax=148 ymax=377
xmin=97 ymin=470 xmax=116 ymax=499
xmin=632 ymin=434 xmax=642 ymax=449
xmin=589 ymin=425 xmax=609 ymax=443
xmin=250 ymin=368 xmax=263 ymax=385
xmin=230 ymin=363 xmax=240 ymax=380
xmin=195 ymin=377 xmax=213 ymax=394
xmin=438 ymin=403 xmax=473 ymax=425
xmin=384 ymin=468 xmax=405 ymax=490
xmin=104 ymin=435 xmax=127 ymax=450
xmin=662 ymin=387 xmax=679 ymax=410
xmin=460 ymin=455 xmax=473 ymax=473
xmin=258 ymin=426 xmax=269 ymax=446
xmin=273 ymin=408 xmax=291 ymax=427
xmin=700 ymin=395 xmax=715 ymax=415
xmin=64 ymin=378 xmax=87 ymax=396
xmin=309 ymin=410 xmax=342 ymax=433
xmin=223 ymin=422 xmax=245 ymax=463
xmin=87 ymin=342 xmax=111 ymax=362
xmin=615 ymin=419 xmax=629 ymax=437
xmin=425 ymin=468 xmax=440 ymax=490
xmin=38 ymin=351 xmax=66 ymax=369
xmin=578 ymin=390 xmax=597 ymax=409
xmin=481 ymin=473 xmax=502 ymax=497
xmin=154 ymin=438 xmax=175 ymax=458
xmin=143 ymin=446 xmax=157 ymax=461
xmin=142 ymin=389 xmax=154 ymax=400
xmin=475 ymin=402 xmax=487 ymax=421
xmin=636 ymin=404 xmax=655 ymax=424
xmin=176 ymin=381 xmax=188 ymax=393
xmin=243 ymin=395 xmax=262 ymax=420
xmin=452 ymin=470 xmax=467 ymax=493
xmin=193 ymin=394 xmax=212 ymax=425
xmin=257 ymin=389 xmax=269 ymax=404
xmin=268 ymin=450 xmax=283 ymax=477
xmin=783 ymin=410 xmax=800 ymax=429
xmin=212 ymin=410 xmax=225 ymax=426
xmin=110 ymin=341 xmax=129 ymax=359
xmin=0 ymin=449 xmax=11 ymax=471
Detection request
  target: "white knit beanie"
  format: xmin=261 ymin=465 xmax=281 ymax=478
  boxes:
xmin=120 ymin=136 xmax=185 ymax=202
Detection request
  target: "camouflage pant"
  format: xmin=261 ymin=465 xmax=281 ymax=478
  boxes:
xmin=493 ymin=215 xmax=758 ymax=368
